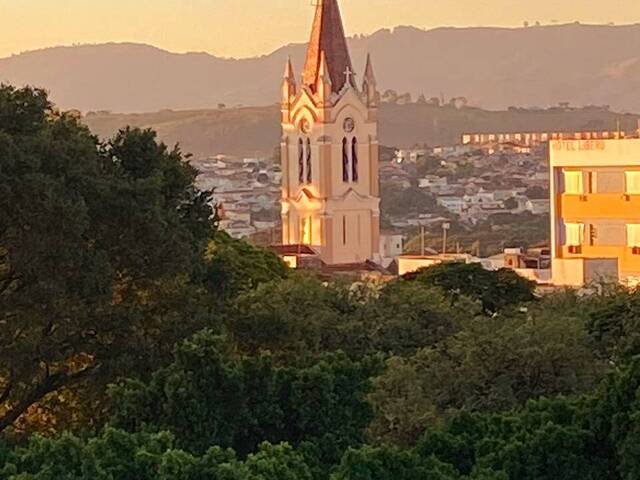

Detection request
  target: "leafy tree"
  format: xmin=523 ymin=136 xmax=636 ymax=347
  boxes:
xmin=585 ymin=288 xmax=640 ymax=363
xmin=0 ymin=85 xmax=215 ymax=434
xmin=367 ymin=356 xmax=437 ymax=446
xmin=413 ymin=397 xmax=611 ymax=480
xmin=109 ymin=330 xmax=380 ymax=462
xmin=380 ymin=184 xmax=437 ymax=217
xmin=204 ymin=231 xmax=288 ymax=303
xmin=369 ymin=307 xmax=604 ymax=445
xmin=245 ymin=443 xmax=312 ymax=480
xmin=331 ymin=445 xmax=457 ymax=480
xmin=1 ymin=428 xmax=310 ymax=480
xmin=408 ymin=263 xmax=536 ymax=313
xmin=358 ymin=280 xmax=479 ymax=357
xmin=503 ymin=197 xmax=519 ymax=210
xmin=228 ymin=273 xmax=354 ymax=357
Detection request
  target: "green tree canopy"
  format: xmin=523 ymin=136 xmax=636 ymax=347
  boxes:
xmin=203 ymin=231 xmax=288 ymax=303
xmin=109 ymin=330 xmax=381 ymax=465
xmin=368 ymin=300 xmax=605 ymax=445
xmin=0 ymin=85 xmax=216 ymax=434
xmin=408 ymin=263 xmax=536 ymax=313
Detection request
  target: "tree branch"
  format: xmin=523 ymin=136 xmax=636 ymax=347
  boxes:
xmin=0 ymin=369 xmax=13 ymax=405
xmin=0 ymin=271 xmax=17 ymax=296
xmin=0 ymin=364 xmax=98 ymax=434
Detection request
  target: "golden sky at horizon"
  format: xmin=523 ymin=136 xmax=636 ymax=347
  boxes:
xmin=1 ymin=0 xmax=639 ymax=59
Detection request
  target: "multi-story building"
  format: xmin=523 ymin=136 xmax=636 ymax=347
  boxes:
xmin=550 ymin=138 xmax=640 ymax=287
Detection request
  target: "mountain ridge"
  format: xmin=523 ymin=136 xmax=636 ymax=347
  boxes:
xmin=2 ymin=23 xmax=640 ymax=113
xmin=83 ymin=103 xmax=640 ymax=158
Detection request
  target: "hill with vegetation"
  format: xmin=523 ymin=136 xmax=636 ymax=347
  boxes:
xmin=3 ymin=23 xmax=640 ymax=113
xmin=83 ymin=103 xmax=640 ymax=157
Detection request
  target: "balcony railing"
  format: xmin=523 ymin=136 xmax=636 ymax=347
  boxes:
xmin=559 ymin=193 xmax=640 ymax=219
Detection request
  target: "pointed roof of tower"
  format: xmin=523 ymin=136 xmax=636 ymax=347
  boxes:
xmin=302 ymin=0 xmax=355 ymax=94
xmin=284 ymin=56 xmax=296 ymax=81
xmin=363 ymin=53 xmax=376 ymax=85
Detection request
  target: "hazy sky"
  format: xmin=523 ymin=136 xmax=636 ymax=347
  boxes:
xmin=1 ymin=0 xmax=639 ymax=59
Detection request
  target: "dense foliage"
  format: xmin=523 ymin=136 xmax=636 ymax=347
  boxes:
xmin=3 ymin=86 xmax=640 ymax=479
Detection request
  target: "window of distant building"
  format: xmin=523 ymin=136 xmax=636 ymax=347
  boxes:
xmin=593 ymin=171 xmax=624 ymax=194
xmin=627 ymin=224 xmax=640 ymax=247
xmin=590 ymin=222 xmax=626 ymax=246
xmin=626 ymin=171 xmax=640 ymax=194
xmin=565 ymin=222 xmax=585 ymax=246
xmin=564 ymin=171 xmax=584 ymax=194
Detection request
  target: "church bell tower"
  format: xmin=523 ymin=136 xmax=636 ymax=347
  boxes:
xmin=280 ymin=0 xmax=380 ymax=265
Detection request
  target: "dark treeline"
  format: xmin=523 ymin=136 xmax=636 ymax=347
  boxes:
xmin=2 ymin=86 xmax=640 ymax=479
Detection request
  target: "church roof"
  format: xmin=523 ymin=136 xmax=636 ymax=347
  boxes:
xmin=302 ymin=0 xmax=355 ymax=94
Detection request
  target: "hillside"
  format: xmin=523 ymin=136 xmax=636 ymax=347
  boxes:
xmin=3 ymin=23 xmax=640 ymax=112
xmin=83 ymin=103 xmax=640 ymax=157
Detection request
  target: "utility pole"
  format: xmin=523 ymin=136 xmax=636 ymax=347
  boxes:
xmin=421 ymin=225 xmax=426 ymax=256
xmin=442 ymin=223 xmax=450 ymax=256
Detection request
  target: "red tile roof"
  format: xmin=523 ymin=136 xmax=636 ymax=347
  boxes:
xmin=269 ymin=244 xmax=317 ymax=256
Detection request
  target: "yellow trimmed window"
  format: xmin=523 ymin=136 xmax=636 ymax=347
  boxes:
xmin=627 ymin=224 xmax=640 ymax=247
xmin=626 ymin=172 xmax=640 ymax=194
xmin=564 ymin=171 xmax=584 ymax=194
xmin=565 ymin=223 xmax=585 ymax=246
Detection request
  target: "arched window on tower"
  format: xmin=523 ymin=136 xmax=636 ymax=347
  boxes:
xmin=298 ymin=138 xmax=304 ymax=184
xmin=351 ymin=137 xmax=359 ymax=183
xmin=306 ymin=138 xmax=312 ymax=184
xmin=342 ymin=137 xmax=349 ymax=183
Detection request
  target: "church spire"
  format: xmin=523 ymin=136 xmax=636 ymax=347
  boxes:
xmin=362 ymin=53 xmax=378 ymax=107
xmin=362 ymin=53 xmax=376 ymax=87
xmin=316 ymin=51 xmax=333 ymax=104
xmin=282 ymin=57 xmax=297 ymax=105
xmin=302 ymin=0 xmax=355 ymax=94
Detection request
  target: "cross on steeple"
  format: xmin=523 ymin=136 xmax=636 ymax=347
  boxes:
xmin=344 ymin=66 xmax=354 ymax=85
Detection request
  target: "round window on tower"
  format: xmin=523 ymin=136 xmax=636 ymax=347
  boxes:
xmin=300 ymin=119 xmax=311 ymax=134
xmin=343 ymin=117 xmax=355 ymax=133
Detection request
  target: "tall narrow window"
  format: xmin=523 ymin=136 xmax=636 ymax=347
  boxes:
xmin=351 ymin=137 xmax=359 ymax=182
xmin=306 ymin=138 xmax=312 ymax=184
xmin=298 ymin=139 xmax=304 ymax=184
xmin=342 ymin=137 xmax=349 ymax=183
xmin=342 ymin=215 xmax=347 ymax=245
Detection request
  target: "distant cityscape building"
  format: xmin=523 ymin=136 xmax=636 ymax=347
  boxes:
xmin=462 ymin=130 xmax=629 ymax=147
xmin=279 ymin=0 xmax=381 ymax=266
xmin=550 ymin=138 xmax=640 ymax=287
